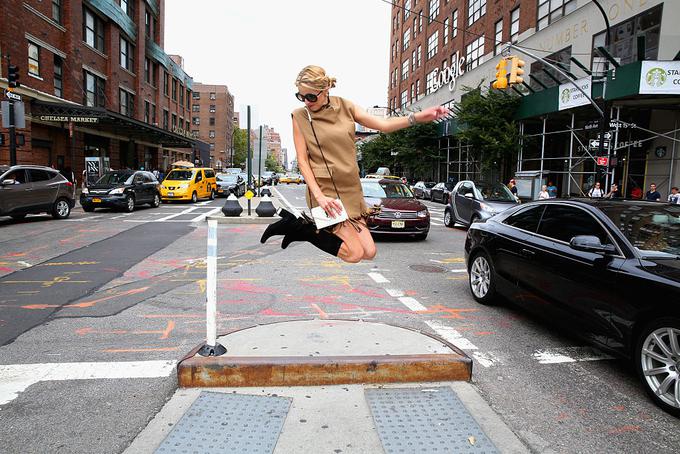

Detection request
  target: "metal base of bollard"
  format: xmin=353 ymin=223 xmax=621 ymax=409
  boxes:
xmin=197 ymin=343 xmax=227 ymax=357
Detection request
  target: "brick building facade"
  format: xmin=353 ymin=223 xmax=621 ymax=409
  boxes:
xmin=0 ymin=0 xmax=200 ymax=184
xmin=189 ymin=83 xmax=234 ymax=171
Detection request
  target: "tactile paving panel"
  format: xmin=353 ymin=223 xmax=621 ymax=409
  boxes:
xmin=365 ymin=387 xmax=498 ymax=454
xmin=155 ymin=392 xmax=291 ymax=454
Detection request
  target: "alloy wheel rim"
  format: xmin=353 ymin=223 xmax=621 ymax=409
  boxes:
xmin=641 ymin=327 xmax=680 ymax=409
xmin=470 ymin=256 xmax=490 ymax=298
xmin=57 ymin=201 xmax=68 ymax=217
xmin=445 ymin=212 xmax=451 ymax=225
xmin=154 ymin=195 xmax=160 ymax=206
xmin=127 ymin=197 xmax=134 ymax=210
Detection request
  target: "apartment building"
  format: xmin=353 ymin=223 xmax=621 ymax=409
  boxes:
xmin=190 ymin=83 xmax=235 ymax=171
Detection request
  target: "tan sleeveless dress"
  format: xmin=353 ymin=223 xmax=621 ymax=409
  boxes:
xmin=292 ymin=96 xmax=371 ymax=226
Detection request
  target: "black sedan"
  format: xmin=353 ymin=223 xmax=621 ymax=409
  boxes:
xmin=216 ymin=174 xmax=245 ymax=197
xmin=465 ymin=199 xmax=680 ymax=416
xmin=412 ymin=181 xmax=436 ymax=199
xmin=429 ymin=182 xmax=453 ymax=203
xmin=81 ymin=170 xmax=160 ymax=212
xmin=445 ymin=180 xmax=518 ymax=227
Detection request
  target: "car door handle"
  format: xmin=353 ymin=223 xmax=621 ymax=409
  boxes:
xmin=520 ymin=248 xmax=535 ymax=258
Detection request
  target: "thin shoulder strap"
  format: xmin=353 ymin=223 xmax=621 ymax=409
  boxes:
xmin=304 ymin=107 xmax=341 ymax=199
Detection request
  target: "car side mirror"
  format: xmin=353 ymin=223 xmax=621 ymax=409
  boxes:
xmin=569 ymin=235 xmax=616 ymax=254
xmin=1 ymin=179 xmax=16 ymax=186
xmin=464 ymin=192 xmax=474 ymax=198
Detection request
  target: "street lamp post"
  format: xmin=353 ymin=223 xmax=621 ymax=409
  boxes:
xmin=592 ymin=0 xmax=612 ymax=187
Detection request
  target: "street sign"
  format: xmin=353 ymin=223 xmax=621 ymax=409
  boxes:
xmin=245 ymin=190 xmax=254 ymax=200
xmin=5 ymin=90 xmax=21 ymax=101
xmin=589 ymin=139 xmax=610 ymax=150
xmin=596 ymin=157 xmax=609 ymax=166
xmin=598 ymin=132 xmax=612 ymax=140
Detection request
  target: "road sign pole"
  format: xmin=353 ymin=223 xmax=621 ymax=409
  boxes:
xmin=8 ymin=97 xmax=16 ymax=166
xmin=246 ymin=105 xmax=252 ymax=216
xmin=197 ymin=219 xmax=226 ymax=357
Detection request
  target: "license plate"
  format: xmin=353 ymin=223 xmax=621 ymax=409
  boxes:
xmin=92 ymin=198 xmax=101 ymax=203
xmin=167 ymin=192 xmax=174 ymax=197
xmin=391 ymin=220 xmax=405 ymax=228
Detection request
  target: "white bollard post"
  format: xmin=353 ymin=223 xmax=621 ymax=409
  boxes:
xmin=198 ymin=219 xmax=226 ymax=356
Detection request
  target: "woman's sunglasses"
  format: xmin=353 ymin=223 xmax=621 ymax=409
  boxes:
xmin=295 ymin=90 xmax=323 ymax=103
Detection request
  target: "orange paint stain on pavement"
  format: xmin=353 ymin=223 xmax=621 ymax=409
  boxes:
xmin=159 ymin=320 xmax=175 ymax=339
xmin=419 ymin=305 xmax=479 ymax=319
xmin=612 ymin=405 xmax=626 ymax=412
xmin=607 ymin=425 xmax=641 ymax=435
xmin=310 ymin=303 xmax=329 ymax=319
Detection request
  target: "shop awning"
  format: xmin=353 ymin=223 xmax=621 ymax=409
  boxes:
xmin=30 ymin=101 xmax=196 ymax=148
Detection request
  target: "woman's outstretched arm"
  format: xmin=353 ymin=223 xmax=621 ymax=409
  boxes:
xmin=353 ymin=105 xmax=450 ymax=133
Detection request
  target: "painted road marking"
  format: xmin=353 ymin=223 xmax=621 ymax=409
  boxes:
xmin=368 ymin=272 xmax=390 ymax=284
xmin=425 ymin=320 xmax=478 ymax=350
xmin=398 ymin=297 xmax=428 ymax=312
xmin=0 ymin=360 xmax=176 ymax=406
xmin=153 ymin=207 xmax=199 ymax=222
xmin=190 ymin=207 xmax=222 ymax=222
xmin=450 ymin=269 xmax=468 ymax=273
xmin=532 ymin=347 xmax=615 ymax=364
xmin=385 ymin=288 xmax=404 ymax=297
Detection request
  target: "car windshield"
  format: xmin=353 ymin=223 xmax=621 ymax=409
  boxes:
xmin=96 ymin=172 xmax=134 ymax=185
xmin=474 ymin=182 xmax=516 ymax=202
xmin=217 ymin=175 xmax=238 ymax=183
xmin=166 ymin=170 xmax=194 ymax=180
xmin=424 ymin=182 xmax=436 ymax=188
xmin=362 ymin=181 xmax=414 ymax=198
xmin=601 ymin=204 xmax=680 ymax=257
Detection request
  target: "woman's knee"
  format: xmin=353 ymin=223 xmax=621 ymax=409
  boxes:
xmin=341 ymin=243 xmax=365 ymax=263
xmin=362 ymin=244 xmax=377 ymax=260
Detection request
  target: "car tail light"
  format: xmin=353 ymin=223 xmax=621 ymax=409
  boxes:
xmin=65 ymin=181 xmax=73 ymax=187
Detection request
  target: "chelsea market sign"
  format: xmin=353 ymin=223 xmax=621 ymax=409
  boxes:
xmin=430 ymin=54 xmax=466 ymax=93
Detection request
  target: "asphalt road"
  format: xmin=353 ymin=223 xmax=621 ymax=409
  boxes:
xmin=0 ymin=186 xmax=678 ymax=453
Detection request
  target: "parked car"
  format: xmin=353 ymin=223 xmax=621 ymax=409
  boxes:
xmin=429 ymin=182 xmax=453 ymax=203
xmin=412 ymin=181 xmax=436 ymax=199
xmin=81 ymin=170 xmax=160 ymax=212
xmin=465 ymin=199 xmax=680 ymax=416
xmin=215 ymin=173 xmax=245 ymax=197
xmin=160 ymin=167 xmax=217 ymax=202
xmin=280 ymin=173 xmax=303 ymax=184
xmin=224 ymin=168 xmax=242 ymax=175
xmin=0 ymin=164 xmax=75 ymax=220
xmin=361 ymin=178 xmax=430 ymax=240
xmin=445 ymin=181 xmax=519 ymax=227
xmin=261 ymin=171 xmax=279 ymax=186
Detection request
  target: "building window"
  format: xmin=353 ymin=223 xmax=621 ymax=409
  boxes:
xmin=401 ymin=89 xmax=408 ymax=107
xmin=465 ymin=36 xmax=485 ymax=71
xmin=410 ymin=83 xmax=415 ymax=102
xmin=172 ymin=78 xmax=177 ymax=101
xmin=417 ymin=45 xmax=422 ymax=67
xmin=537 ymin=0 xmax=576 ymax=31
xmin=145 ymin=10 xmax=155 ymax=41
xmin=443 ymin=18 xmax=449 ymax=45
xmin=192 ymin=104 xmax=200 ymax=112
xmin=187 ymin=89 xmax=191 ymax=109
xmin=426 ymin=69 xmax=438 ymax=95
xmin=120 ymin=0 xmax=134 ymax=18
xmin=413 ymin=17 xmax=418 ymax=37
xmin=452 ymin=9 xmax=458 ymax=38
xmin=209 ymin=92 xmax=216 ymax=100
xmin=192 ymin=91 xmax=201 ymax=100
xmin=412 ymin=50 xmax=417 ymax=71
xmin=401 ymin=60 xmax=409 ymax=80
xmin=28 ymin=42 xmax=40 ymax=77
xmin=510 ymin=8 xmax=520 ymax=42
xmin=418 ymin=10 xmax=423 ymax=33
xmin=179 ymin=118 xmax=184 ymax=129
xmin=120 ymin=37 xmax=133 ymax=71
xmin=83 ymin=71 xmax=105 ymax=107
xmin=428 ymin=0 xmax=439 ymax=22
xmin=403 ymin=0 xmax=411 ymax=20
xmin=192 ymin=117 xmax=200 ymax=125
xmin=179 ymin=84 xmax=184 ymax=105
xmin=53 ymin=55 xmax=63 ymax=97
xmin=163 ymin=72 xmax=169 ymax=95
xmin=209 ymin=117 xmax=216 ymax=126
xmin=427 ymin=31 xmax=439 ymax=60
xmin=119 ymin=89 xmax=134 ymax=117
xmin=494 ymin=20 xmax=503 ymax=55
xmin=144 ymin=101 xmax=150 ymax=123
xmin=530 ymin=46 xmax=571 ymax=90
xmin=144 ymin=58 xmax=151 ymax=83
xmin=52 ymin=0 xmax=62 ymax=24
xmin=152 ymin=63 xmax=158 ymax=87
xmin=209 ymin=104 xmax=216 ymax=113
xmin=171 ymin=113 xmax=177 ymax=130
xmin=151 ymin=104 xmax=157 ymax=125
xmin=163 ymin=109 xmax=169 ymax=130
xmin=209 ymin=130 xmax=216 ymax=139
xmin=467 ymin=0 xmax=486 ymax=26
xmin=416 ymin=79 xmax=421 ymax=98
xmin=84 ymin=9 xmax=105 ymax=52
xmin=403 ymin=28 xmax=410 ymax=51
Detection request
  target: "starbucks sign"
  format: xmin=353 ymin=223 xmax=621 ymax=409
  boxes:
xmin=640 ymin=61 xmax=680 ymax=94
xmin=558 ymin=76 xmax=591 ymax=111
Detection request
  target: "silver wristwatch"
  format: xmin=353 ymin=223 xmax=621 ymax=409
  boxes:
xmin=408 ymin=112 xmax=416 ymax=126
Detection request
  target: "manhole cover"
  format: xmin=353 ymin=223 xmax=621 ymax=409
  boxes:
xmin=409 ymin=264 xmax=446 ymax=273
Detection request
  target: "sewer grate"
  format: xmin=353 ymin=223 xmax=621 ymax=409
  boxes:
xmin=365 ymin=387 xmax=498 ymax=454
xmin=155 ymin=392 xmax=291 ymax=454
xmin=409 ymin=264 xmax=447 ymax=273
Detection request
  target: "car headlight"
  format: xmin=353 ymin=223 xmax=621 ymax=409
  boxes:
xmin=480 ymin=203 xmax=496 ymax=214
xmin=179 ymin=184 xmax=189 ymax=189
xmin=417 ymin=209 xmax=429 ymax=218
xmin=82 ymin=188 xmax=89 ymax=194
xmin=109 ymin=187 xmax=125 ymax=195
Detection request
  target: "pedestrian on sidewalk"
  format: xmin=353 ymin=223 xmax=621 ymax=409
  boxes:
xmin=538 ymin=185 xmax=550 ymax=200
xmin=261 ymin=65 xmax=449 ymax=262
xmin=645 ymin=183 xmax=661 ymax=201
xmin=605 ymin=183 xmax=621 ymax=199
xmin=668 ymin=187 xmax=680 ymax=204
xmin=547 ymin=181 xmax=558 ymax=198
xmin=588 ymin=182 xmax=604 ymax=198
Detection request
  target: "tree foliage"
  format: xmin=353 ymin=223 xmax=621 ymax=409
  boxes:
xmin=453 ymin=86 xmax=520 ymax=169
xmin=232 ymin=128 xmax=248 ymax=168
xmin=265 ymin=153 xmax=284 ymax=173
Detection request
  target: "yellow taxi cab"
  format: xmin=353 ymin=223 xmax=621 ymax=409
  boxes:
xmin=279 ymin=173 xmax=303 ymax=184
xmin=160 ymin=167 xmax=217 ymax=203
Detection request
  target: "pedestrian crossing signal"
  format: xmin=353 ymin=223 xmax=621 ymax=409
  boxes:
xmin=509 ymin=57 xmax=525 ymax=85
xmin=492 ymin=58 xmax=508 ymax=90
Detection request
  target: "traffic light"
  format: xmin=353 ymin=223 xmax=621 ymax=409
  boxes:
xmin=8 ymin=65 xmax=20 ymax=89
xmin=509 ymin=57 xmax=525 ymax=85
xmin=492 ymin=58 xmax=508 ymax=90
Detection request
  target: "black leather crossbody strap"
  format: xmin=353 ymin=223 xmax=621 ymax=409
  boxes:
xmin=305 ymin=108 xmax=341 ymax=199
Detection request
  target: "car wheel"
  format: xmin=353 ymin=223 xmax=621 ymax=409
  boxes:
xmin=124 ymin=194 xmax=135 ymax=213
xmin=191 ymin=191 xmax=198 ymax=203
xmin=415 ymin=232 xmax=428 ymax=241
xmin=635 ymin=318 xmax=680 ymax=417
xmin=82 ymin=204 xmax=95 ymax=212
xmin=210 ymin=189 xmax=216 ymax=200
xmin=52 ymin=198 xmax=71 ymax=219
xmin=10 ymin=214 xmax=26 ymax=220
xmin=430 ymin=194 xmax=434 ymax=202
xmin=468 ymin=251 xmax=497 ymax=305
xmin=470 ymin=215 xmax=480 ymax=225
xmin=444 ymin=209 xmax=455 ymax=228
xmin=150 ymin=193 xmax=161 ymax=208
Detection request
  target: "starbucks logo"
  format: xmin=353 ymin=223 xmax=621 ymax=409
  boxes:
xmin=560 ymin=89 xmax=570 ymax=104
xmin=646 ymin=67 xmax=667 ymax=88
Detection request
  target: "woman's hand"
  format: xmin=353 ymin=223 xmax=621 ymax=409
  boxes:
xmin=417 ymin=106 xmax=450 ymax=123
xmin=316 ymin=194 xmax=343 ymax=218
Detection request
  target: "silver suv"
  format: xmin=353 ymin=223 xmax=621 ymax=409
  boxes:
xmin=0 ymin=165 xmax=76 ymax=220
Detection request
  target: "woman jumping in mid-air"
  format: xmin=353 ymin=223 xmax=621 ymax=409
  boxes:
xmin=261 ymin=65 xmax=449 ymax=263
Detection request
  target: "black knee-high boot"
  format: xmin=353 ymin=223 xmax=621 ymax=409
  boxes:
xmin=281 ymin=223 xmax=344 ymax=257
xmin=260 ymin=209 xmax=301 ymax=244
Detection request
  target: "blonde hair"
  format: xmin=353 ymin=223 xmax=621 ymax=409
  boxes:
xmin=295 ymin=65 xmax=337 ymax=91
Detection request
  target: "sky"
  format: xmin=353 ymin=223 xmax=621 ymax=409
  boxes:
xmin=164 ymin=0 xmax=392 ymax=167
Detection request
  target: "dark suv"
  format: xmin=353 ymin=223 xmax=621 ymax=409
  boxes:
xmin=80 ymin=170 xmax=161 ymax=212
xmin=0 ymin=165 xmax=76 ymax=220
